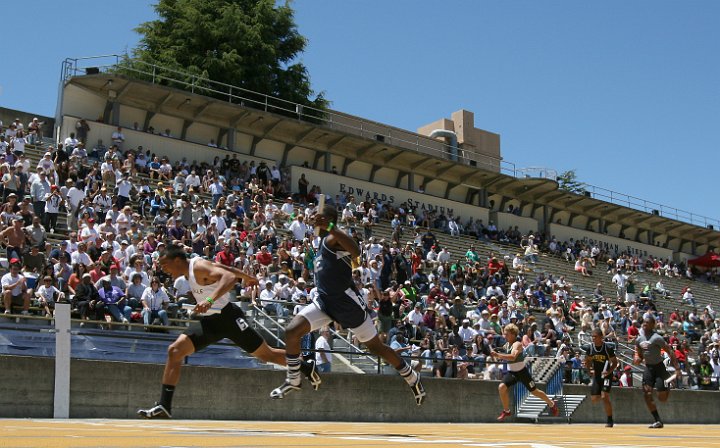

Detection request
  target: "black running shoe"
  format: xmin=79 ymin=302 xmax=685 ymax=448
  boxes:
xmin=270 ymin=380 xmax=301 ymax=399
xmin=137 ymin=402 xmax=171 ymax=419
xmin=300 ymin=360 xmax=322 ymax=391
xmin=649 ymin=421 xmax=664 ymax=429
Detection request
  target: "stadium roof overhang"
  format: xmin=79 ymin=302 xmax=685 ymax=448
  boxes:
xmin=66 ymin=74 xmax=719 ymax=249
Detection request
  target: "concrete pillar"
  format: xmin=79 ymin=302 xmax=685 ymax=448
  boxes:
xmin=110 ymin=101 xmax=120 ymax=127
xmin=142 ymin=111 xmax=155 ymax=132
xmin=53 ymin=303 xmax=71 ymax=418
xmin=324 ymin=151 xmax=332 ymax=173
xmin=407 ymin=172 xmax=415 ymax=192
xmin=222 ymin=129 xmax=232 ymax=151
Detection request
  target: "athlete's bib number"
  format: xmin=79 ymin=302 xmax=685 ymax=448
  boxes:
xmin=236 ymin=317 xmax=249 ymax=331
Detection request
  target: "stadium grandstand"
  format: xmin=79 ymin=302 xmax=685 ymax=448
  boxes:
xmin=0 ymin=55 xmax=718 ymax=428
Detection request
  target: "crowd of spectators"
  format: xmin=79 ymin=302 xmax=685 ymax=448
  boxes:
xmin=0 ymin=117 xmax=718 ymax=390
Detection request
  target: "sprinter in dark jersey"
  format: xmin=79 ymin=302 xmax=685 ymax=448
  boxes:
xmin=582 ymin=328 xmax=618 ymax=427
xmin=634 ymin=315 xmax=681 ymax=428
xmin=270 ymin=205 xmax=426 ymax=405
xmin=492 ymin=323 xmax=559 ymax=421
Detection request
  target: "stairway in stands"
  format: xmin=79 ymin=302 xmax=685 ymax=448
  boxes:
xmin=514 ymin=359 xmax=586 ymax=423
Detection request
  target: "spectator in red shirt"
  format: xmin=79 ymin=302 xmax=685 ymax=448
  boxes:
xmin=256 ymin=245 xmax=272 ymax=266
xmin=627 ymin=320 xmax=640 ymax=342
xmin=487 ymin=256 xmax=501 ymax=276
xmin=215 ymin=243 xmax=235 ymax=267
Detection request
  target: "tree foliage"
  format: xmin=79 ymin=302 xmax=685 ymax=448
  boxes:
xmin=131 ymin=0 xmax=328 ymax=112
xmin=556 ymin=169 xmax=586 ymax=194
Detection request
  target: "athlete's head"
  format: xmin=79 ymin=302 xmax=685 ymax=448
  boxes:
xmin=591 ymin=327 xmax=604 ymax=344
xmin=642 ymin=315 xmax=656 ymax=334
xmin=158 ymin=242 xmax=189 ymax=278
xmin=503 ymin=323 xmax=519 ymax=340
xmin=319 ymin=204 xmax=338 ymax=224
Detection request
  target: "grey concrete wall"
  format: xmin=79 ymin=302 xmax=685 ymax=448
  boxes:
xmin=0 ymin=107 xmax=55 ymax=138
xmin=1 ymin=355 xmax=718 ymax=423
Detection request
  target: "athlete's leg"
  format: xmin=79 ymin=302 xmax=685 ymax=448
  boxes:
xmin=530 ymin=388 xmax=555 ymax=408
xmin=364 ymin=335 xmax=403 ymax=369
xmin=138 ymin=334 xmax=196 ymax=418
xmin=498 ymin=382 xmax=511 ymax=411
xmin=251 ymin=341 xmax=287 ymax=366
xmin=284 ymin=314 xmax=312 ymax=358
xmin=602 ymin=391 xmax=613 ymax=417
xmin=643 ymin=384 xmax=657 ymax=411
xmin=162 ymin=334 xmax=196 ymax=386
xmin=657 ymin=389 xmax=670 ymax=402
xmin=363 ymin=334 xmax=425 ymax=405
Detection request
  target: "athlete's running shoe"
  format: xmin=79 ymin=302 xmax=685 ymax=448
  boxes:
xmin=410 ymin=376 xmax=426 ymax=406
xmin=497 ymin=410 xmax=512 ymax=421
xmin=137 ymin=403 xmax=171 ymax=419
xmin=270 ymin=380 xmax=301 ymax=399
xmin=300 ymin=360 xmax=322 ymax=391
xmin=549 ymin=400 xmax=560 ymax=417
xmin=606 ymin=421 xmax=614 ymax=428
xmin=649 ymin=421 xmax=664 ymax=429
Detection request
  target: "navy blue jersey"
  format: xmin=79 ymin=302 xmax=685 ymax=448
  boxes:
xmin=314 ymin=237 xmax=355 ymax=297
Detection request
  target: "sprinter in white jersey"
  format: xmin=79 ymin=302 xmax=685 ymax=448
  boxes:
xmin=492 ymin=323 xmax=559 ymax=421
xmin=270 ymin=205 xmax=426 ymax=405
xmin=138 ymin=243 xmax=319 ymax=419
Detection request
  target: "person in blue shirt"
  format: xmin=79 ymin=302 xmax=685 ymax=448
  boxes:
xmin=96 ymin=278 xmax=132 ymax=323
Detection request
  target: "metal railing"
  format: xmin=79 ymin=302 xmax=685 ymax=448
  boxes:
xmin=58 ymin=54 xmax=720 ymax=230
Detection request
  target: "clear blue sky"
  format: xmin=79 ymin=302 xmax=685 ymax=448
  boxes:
xmin=2 ymin=1 xmax=718 ymax=223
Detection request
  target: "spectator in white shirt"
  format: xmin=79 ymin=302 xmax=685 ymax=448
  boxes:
xmin=141 ymin=277 xmax=170 ymax=326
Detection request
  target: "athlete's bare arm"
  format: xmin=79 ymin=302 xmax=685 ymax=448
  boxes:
xmin=192 ymin=259 xmax=259 ymax=313
xmin=491 ymin=341 xmax=522 ymax=362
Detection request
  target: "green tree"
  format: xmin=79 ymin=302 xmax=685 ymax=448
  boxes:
xmin=130 ymin=0 xmax=328 ymax=115
xmin=556 ymin=169 xmax=586 ymax=194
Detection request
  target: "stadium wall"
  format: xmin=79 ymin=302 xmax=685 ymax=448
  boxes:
xmin=0 ymin=107 xmax=55 ymax=139
xmin=290 ymin=166 xmax=490 ymax=224
xmin=3 ymin=355 xmax=718 ymax=423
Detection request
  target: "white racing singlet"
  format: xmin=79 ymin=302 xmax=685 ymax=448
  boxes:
xmin=187 ymin=257 xmax=231 ymax=314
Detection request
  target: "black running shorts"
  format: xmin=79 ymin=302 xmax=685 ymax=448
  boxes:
xmin=591 ymin=375 xmax=612 ymax=395
xmin=642 ymin=362 xmax=671 ymax=392
xmin=184 ymin=303 xmax=264 ymax=354
xmin=502 ymin=367 xmax=537 ymax=392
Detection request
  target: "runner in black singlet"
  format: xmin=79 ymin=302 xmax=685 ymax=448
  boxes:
xmin=581 ymin=328 xmax=618 ymax=427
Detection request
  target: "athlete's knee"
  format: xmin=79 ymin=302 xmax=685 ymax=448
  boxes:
xmin=167 ymin=339 xmax=190 ymax=362
xmin=658 ymin=392 xmax=669 ymax=402
xmin=284 ymin=317 xmax=309 ymax=340
xmin=590 ymin=396 xmax=600 ymax=403
xmin=498 ymin=383 xmax=507 ymax=392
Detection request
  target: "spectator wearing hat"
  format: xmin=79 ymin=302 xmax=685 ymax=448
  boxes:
xmin=96 ymin=276 xmax=131 ymax=324
xmin=2 ymin=260 xmax=30 ymax=314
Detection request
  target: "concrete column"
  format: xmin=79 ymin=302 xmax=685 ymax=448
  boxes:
xmin=407 ymin=172 xmax=415 ymax=192
xmin=222 ymin=129 xmax=233 ymax=151
xmin=53 ymin=303 xmax=71 ymax=418
xmin=324 ymin=151 xmax=332 ymax=173
xmin=110 ymin=101 xmax=120 ymax=127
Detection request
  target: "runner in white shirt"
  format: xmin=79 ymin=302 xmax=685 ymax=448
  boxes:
xmin=137 ymin=243 xmax=319 ymax=420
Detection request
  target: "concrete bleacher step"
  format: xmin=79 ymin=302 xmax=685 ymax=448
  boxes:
xmin=516 ymin=394 xmax=586 ymax=422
